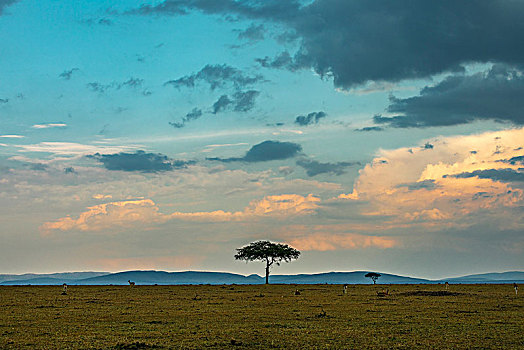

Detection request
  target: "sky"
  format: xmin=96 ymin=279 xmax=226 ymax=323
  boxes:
xmin=1 ymin=0 xmax=523 ymax=279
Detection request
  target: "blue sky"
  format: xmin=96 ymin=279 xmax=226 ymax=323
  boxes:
xmin=1 ymin=0 xmax=523 ymax=278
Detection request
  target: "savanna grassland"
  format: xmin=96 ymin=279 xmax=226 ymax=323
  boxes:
xmin=0 ymin=284 xmax=522 ymax=349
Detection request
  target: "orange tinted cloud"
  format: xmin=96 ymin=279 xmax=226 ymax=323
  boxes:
xmin=41 ymin=194 xmax=321 ymax=233
xmin=92 ymin=194 xmax=112 ymax=200
xmin=290 ymin=233 xmax=398 ymax=251
xmin=40 ymin=199 xmax=165 ymax=234
xmin=244 ymin=194 xmax=319 ymax=215
xmin=338 ymin=128 xmax=524 ymax=228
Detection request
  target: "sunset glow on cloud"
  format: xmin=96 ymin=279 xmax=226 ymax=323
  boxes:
xmin=41 ymin=194 xmax=321 ymax=233
xmin=339 ymin=128 xmax=524 ymax=231
xmin=290 ymin=234 xmax=398 ymax=251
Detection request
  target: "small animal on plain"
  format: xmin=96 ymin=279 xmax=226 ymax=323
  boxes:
xmin=294 ymin=289 xmax=301 ymax=295
xmin=376 ymin=289 xmax=389 ymax=297
xmin=514 ymin=283 xmax=518 ymax=296
xmin=445 ymin=282 xmax=449 ymax=291
xmin=343 ymin=284 xmax=348 ymax=294
xmin=61 ymin=283 xmax=68 ymax=295
xmin=128 ymin=280 xmax=135 ymax=287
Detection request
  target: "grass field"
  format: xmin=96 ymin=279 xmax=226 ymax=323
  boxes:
xmin=0 ymin=284 xmax=522 ymax=349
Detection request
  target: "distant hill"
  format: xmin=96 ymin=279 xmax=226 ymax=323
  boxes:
xmin=270 ymin=271 xmax=429 ymax=284
xmin=0 ymin=270 xmax=522 ymax=285
xmin=0 ymin=277 xmax=71 ymax=285
xmin=77 ymin=271 xmax=263 ymax=285
xmin=0 ymin=272 xmax=108 ymax=284
xmin=442 ymin=271 xmax=524 ymax=284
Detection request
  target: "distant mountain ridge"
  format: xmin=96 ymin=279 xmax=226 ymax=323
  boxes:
xmin=1 ymin=270 xmax=523 ymax=285
xmin=445 ymin=271 xmax=524 ymax=283
xmin=0 ymin=272 xmax=108 ymax=283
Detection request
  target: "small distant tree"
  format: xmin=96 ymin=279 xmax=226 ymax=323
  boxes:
xmin=365 ymin=272 xmax=381 ymax=284
xmin=234 ymin=240 xmax=300 ymax=284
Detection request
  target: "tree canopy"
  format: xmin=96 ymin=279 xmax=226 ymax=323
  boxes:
xmin=234 ymin=240 xmax=300 ymax=284
xmin=365 ymin=272 xmax=381 ymax=284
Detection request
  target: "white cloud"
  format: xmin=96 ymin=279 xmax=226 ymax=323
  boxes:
xmin=0 ymin=135 xmax=24 ymax=138
xmin=32 ymin=123 xmax=67 ymax=129
xmin=15 ymin=142 xmax=139 ymax=156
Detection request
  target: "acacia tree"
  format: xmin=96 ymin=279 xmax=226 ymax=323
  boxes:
xmin=234 ymin=240 xmax=300 ymax=284
xmin=365 ymin=272 xmax=381 ymax=284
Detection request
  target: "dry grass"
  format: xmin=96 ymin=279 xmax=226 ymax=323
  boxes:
xmin=0 ymin=284 xmax=522 ymax=349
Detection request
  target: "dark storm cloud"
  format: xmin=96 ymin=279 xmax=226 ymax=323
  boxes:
xmin=232 ymin=90 xmax=259 ymax=112
xmin=59 ymin=68 xmax=79 ymax=80
xmin=169 ymin=108 xmax=203 ymax=128
xmin=121 ymin=78 xmax=144 ymax=88
xmin=64 ymin=167 xmax=76 ymax=174
xmin=86 ymin=82 xmax=108 ymax=93
xmin=445 ymin=169 xmax=524 ymax=183
xmin=212 ymin=90 xmax=260 ymax=114
xmin=88 ymin=150 xmax=194 ymax=172
xmin=294 ymin=111 xmax=326 ymax=126
xmin=296 ymin=158 xmax=358 ymax=177
xmin=128 ymin=0 xmax=524 ymax=89
xmin=236 ymin=24 xmax=265 ymax=41
xmin=355 ymin=126 xmax=383 ymax=132
xmin=396 ymin=179 xmax=437 ymax=191
xmin=164 ymin=64 xmax=263 ymax=90
xmin=87 ymin=78 xmax=146 ymax=94
xmin=207 ymin=140 xmax=302 ymax=163
xmin=275 ymin=31 xmax=299 ymax=44
xmin=256 ymin=51 xmax=296 ymax=70
xmin=497 ymin=155 xmax=524 ymax=166
xmin=375 ymin=65 xmax=524 ymax=128
xmin=127 ymin=0 xmax=300 ymax=21
xmin=287 ymin=0 xmax=524 ymax=89
xmin=506 ymin=156 xmax=524 ymax=166
xmin=212 ymin=95 xmax=233 ymax=114
xmin=0 ymin=0 xmax=18 ymax=15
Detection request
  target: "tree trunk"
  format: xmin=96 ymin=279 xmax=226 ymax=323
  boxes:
xmin=265 ymin=260 xmax=270 ymax=284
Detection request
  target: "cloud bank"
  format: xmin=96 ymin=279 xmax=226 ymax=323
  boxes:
xmin=129 ymin=0 xmax=524 ymax=89
xmin=375 ymin=65 xmax=524 ymax=128
xmin=212 ymin=90 xmax=260 ymax=114
xmin=59 ymin=68 xmax=79 ymax=80
xmin=208 ymin=140 xmax=302 ymax=162
xmin=296 ymin=158 xmax=358 ymax=177
xmin=169 ymin=108 xmax=203 ymax=128
xmin=0 ymin=0 xmax=18 ymax=15
xmin=88 ymin=150 xmax=194 ymax=172
xmin=294 ymin=111 xmax=326 ymax=126
xmin=164 ymin=64 xmax=263 ymax=90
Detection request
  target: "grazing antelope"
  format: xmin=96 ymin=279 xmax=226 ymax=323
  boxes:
xmin=128 ymin=280 xmax=135 ymax=287
xmin=514 ymin=283 xmax=518 ymax=296
xmin=376 ymin=289 xmax=389 ymax=297
xmin=61 ymin=283 xmax=68 ymax=295
xmin=343 ymin=284 xmax=348 ymax=295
